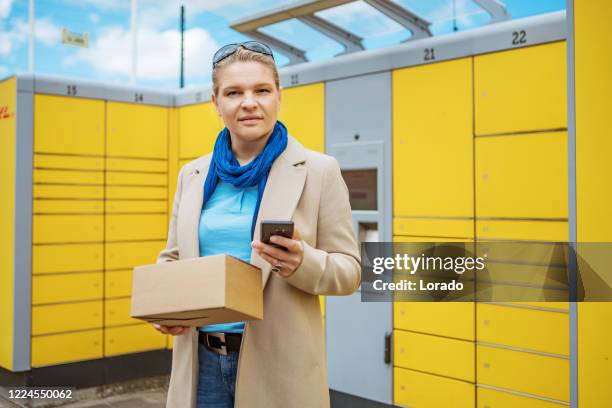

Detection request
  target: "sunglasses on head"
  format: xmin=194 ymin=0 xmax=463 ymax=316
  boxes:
xmin=212 ymin=41 xmax=275 ymax=68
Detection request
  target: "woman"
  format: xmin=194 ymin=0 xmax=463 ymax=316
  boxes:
xmin=153 ymin=41 xmax=361 ymax=408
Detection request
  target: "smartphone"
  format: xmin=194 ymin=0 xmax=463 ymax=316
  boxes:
xmin=260 ymin=220 xmax=294 ymax=250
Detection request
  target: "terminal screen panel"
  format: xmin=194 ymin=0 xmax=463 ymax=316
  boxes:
xmin=341 ymin=169 xmax=377 ymax=211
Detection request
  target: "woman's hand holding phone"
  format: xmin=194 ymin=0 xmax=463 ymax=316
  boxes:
xmin=251 ymin=226 xmax=304 ymax=277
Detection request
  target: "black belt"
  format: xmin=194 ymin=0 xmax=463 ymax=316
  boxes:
xmin=199 ymin=332 xmax=242 ymax=355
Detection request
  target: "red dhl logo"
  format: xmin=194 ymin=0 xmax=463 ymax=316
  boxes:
xmin=0 ymin=105 xmax=15 ymax=120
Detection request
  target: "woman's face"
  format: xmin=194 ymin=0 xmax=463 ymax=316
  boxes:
xmin=212 ymin=60 xmax=281 ymax=145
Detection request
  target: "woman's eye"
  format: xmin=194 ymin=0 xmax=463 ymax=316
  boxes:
xmin=256 ymin=89 xmax=270 ymax=94
xmin=227 ymin=91 xmax=239 ymax=96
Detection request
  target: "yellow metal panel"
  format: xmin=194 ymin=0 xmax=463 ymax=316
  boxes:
xmin=578 ymin=303 xmax=612 ymax=407
xmin=393 ymin=58 xmax=473 ymax=218
xmin=106 ymin=171 xmax=167 ymax=186
xmin=106 ymin=270 xmax=133 ymax=298
xmin=168 ymin=335 xmax=174 ymax=350
xmin=178 ymin=102 xmax=222 ymax=159
xmin=279 ymin=83 xmax=325 ymax=152
xmin=34 ymin=169 xmax=103 ymax=184
xmin=394 ymin=330 xmax=474 ymax=381
xmin=0 ymin=77 xmax=16 ymax=370
xmin=32 ymin=301 xmax=102 ymax=335
xmin=31 ymin=329 xmax=102 ymax=367
xmin=476 ymin=220 xmax=568 ymax=242
xmin=106 ymin=157 xmax=167 ymax=172
xmin=105 ymin=324 xmax=166 ymax=356
xmin=393 ymin=235 xmax=468 ymax=243
xmin=475 ymin=132 xmax=568 ymax=219
xmin=474 ymin=42 xmax=567 ymax=135
xmin=33 ymin=184 xmax=103 ymax=199
xmin=33 ymin=243 xmax=103 ymax=274
xmin=33 ymin=215 xmax=103 ymax=243
xmin=105 ymin=298 xmax=140 ymax=326
xmin=106 ymin=186 xmax=167 ymax=200
xmin=168 ymin=107 xmax=179 ymax=225
xmin=478 ymin=387 xmax=567 ymax=408
xmin=477 ymin=345 xmax=569 ymax=402
xmin=394 ymin=303 xmax=474 ymax=341
xmin=106 ymin=200 xmax=167 ymax=213
xmin=394 ymin=367 xmax=474 ymax=408
xmin=394 ymin=218 xmax=474 ymax=239
xmin=33 ymin=199 xmax=103 ymax=214
xmin=476 ymin=303 xmax=568 ymax=355
xmin=34 ymin=95 xmax=105 ymax=155
xmin=106 ymin=241 xmax=166 ymax=270
xmin=575 ymin=3 xmax=612 ymax=405
xmin=319 ymin=296 xmax=325 ymax=317
xmin=34 ymin=154 xmax=104 ymax=170
xmin=106 ymin=214 xmax=167 ymax=241
xmin=107 ymin=102 xmax=168 ymax=158
xmin=32 ymin=272 xmax=103 ymax=305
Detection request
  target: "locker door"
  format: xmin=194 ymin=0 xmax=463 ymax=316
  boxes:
xmin=178 ymin=102 xmax=222 ymax=161
xmin=474 ymin=41 xmax=567 ymax=135
xmin=106 ymin=102 xmax=168 ymax=159
xmin=279 ymin=83 xmax=325 ymax=153
xmin=393 ymin=58 xmax=473 ymax=223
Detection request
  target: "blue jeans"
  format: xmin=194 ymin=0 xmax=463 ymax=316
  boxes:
xmin=196 ymin=342 xmax=238 ymax=408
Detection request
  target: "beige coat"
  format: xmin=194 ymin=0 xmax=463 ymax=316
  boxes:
xmin=157 ymin=135 xmax=361 ymax=408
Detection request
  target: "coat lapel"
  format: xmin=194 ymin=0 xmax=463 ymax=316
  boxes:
xmin=177 ymin=156 xmax=211 ymax=260
xmin=250 ymin=136 xmax=307 ymax=288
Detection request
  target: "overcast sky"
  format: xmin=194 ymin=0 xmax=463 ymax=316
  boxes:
xmin=0 ymin=0 xmax=565 ymax=89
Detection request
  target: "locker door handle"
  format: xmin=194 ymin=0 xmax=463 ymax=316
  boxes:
xmin=384 ymin=332 xmax=391 ymax=364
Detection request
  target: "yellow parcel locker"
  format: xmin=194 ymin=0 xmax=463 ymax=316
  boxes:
xmin=106 ymin=200 xmax=167 ymax=214
xmin=33 ymin=215 xmax=103 ymax=243
xmin=394 ymin=367 xmax=474 ymax=408
xmin=475 ymin=220 xmax=568 ymax=242
xmin=32 ymin=272 xmax=103 ymax=305
xmin=33 ymin=184 xmax=103 ymax=200
xmin=476 ymin=303 xmax=569 ymax=355
xmin=105 ymin=324 xmax=167 ymax=357
xmin=34 ymin=94 xmax=105 ymax=156
xmin=32 ymin=243 xmax=103 ymax=274
xmin=106 ymin=102 xmax=168 ymax=159
xmin=106 ymin=185 xmax=167 ymax=200
xmin=278 ymin=83 xmax=325 ymax=153
xmin=478 ymin=387 xmax=568 ymax=408
xmin=105 ymin=269 xmax=133 ymax=298
xmin=105 ymin=214 xmax=167 ymax=241
xmin=394 ymin=302 xmax=474 ymax=341
xmin=474 ymin=41 xmax=567 ymax=135
xmin=475 ymin=132 xmax=568 ymax=219
xmin=33 ymin=199 xmax=103 ymax=214
xmin=34 ymin=154 xmax=104 ymax=171
xmin=394 ymin=330 xmax=474 ymax=382
xmin=105 ymin=241 xmax=166 ymax=270
xmin=106 ymin=171 xmax=167 ymax=186
xmin=32 ymin=301 xmax=102 ymax=335
xmin=178 ymin=102 xmax=222 ymax=159
xmin=106 ymin=157 xmax=167 ymax=172
xmin=33 ymin=169 xmax=103 ymax=185
xmin=105 ymin=298 xmax=140 ymax=327
xmin=393 ymin=58 xmax=473 ymax=219
xmin=477 ymin=345 xmax=569 ymax=402
xmin=393 ymin=218 xmax=473 ymax=240
xmin=31 ymin=329 xmax=102 ymax=367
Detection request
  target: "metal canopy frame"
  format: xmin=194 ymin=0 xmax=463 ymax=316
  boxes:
xmin=230 ymin=0 xmax=511 ymax=65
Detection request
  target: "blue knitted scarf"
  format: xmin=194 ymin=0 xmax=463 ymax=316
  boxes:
xmin=203 ymin=121 xmax=288 ymax=238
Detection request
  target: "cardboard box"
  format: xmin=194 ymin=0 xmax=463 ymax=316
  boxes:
xmin=130 ymin=254 xmax=263 ymax=327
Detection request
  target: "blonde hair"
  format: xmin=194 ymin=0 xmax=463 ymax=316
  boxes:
xmin=212 ymin=46 xmax=280 ymax=96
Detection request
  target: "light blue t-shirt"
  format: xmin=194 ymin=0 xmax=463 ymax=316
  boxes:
xmin=198 ymin=180 xmax=258 ymax=334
